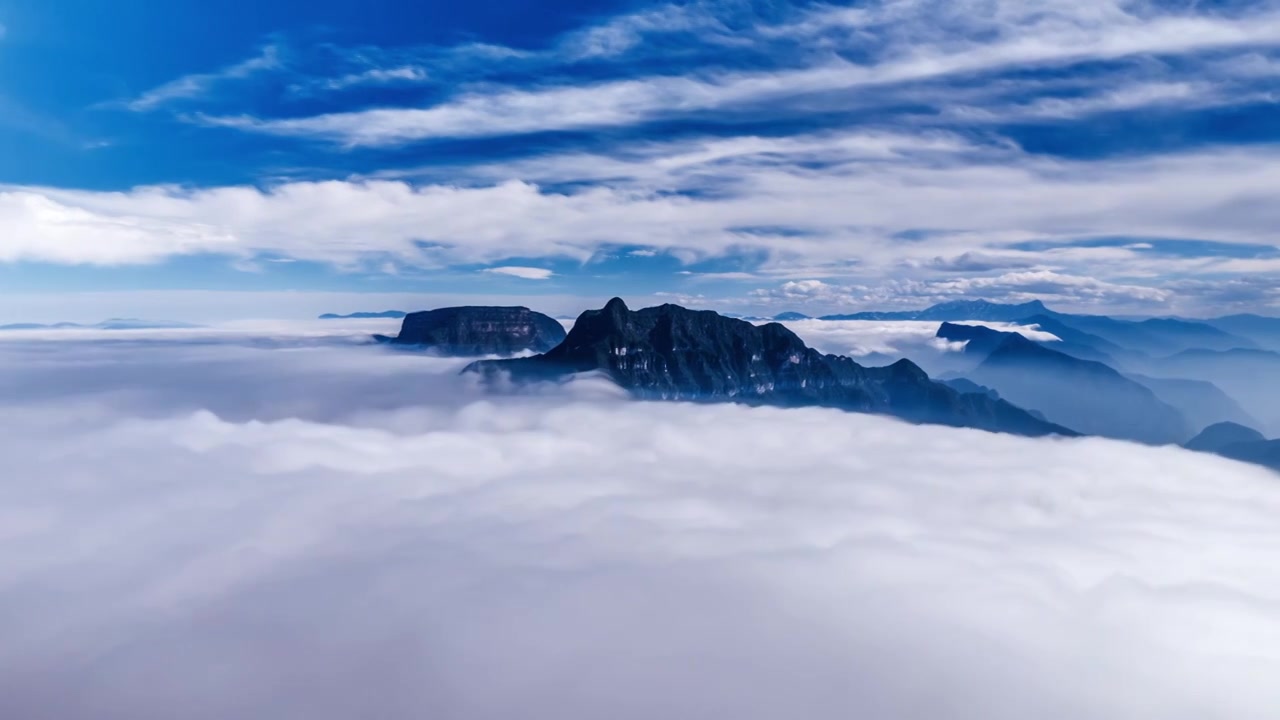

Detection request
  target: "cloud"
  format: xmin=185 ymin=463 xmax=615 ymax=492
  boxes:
xmin=120 ymin=45 xmax=282 ymax=112
xmin=482 ymin=266 xmax=555 ymax=280
xmin=319 ymin=65 xmax=429 ymax=91
xmin=1 ymin=331 xmax=1279 ymax=718
xmin=191 ymin=2 xmax=1280 ymax=145
xmin=6 ymin=130 xmax=1280 ymax=314
xmin=776 ymin=318 xmax=1061 ymax=359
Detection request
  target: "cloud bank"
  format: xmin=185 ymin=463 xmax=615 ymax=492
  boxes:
xmin=1 ymin=330 xmax=1279 ymax=718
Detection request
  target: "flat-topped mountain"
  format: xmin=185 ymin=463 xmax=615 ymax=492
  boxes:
xmin=466 ymin=298 xmax=1074 ymax=437
xmin=377 ymin=306 xmax=566 ymax=356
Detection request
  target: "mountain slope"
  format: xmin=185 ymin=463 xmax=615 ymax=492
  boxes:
xmin=467 ymin=299 xmax=1073 ymax=437
xmin=968 ymin=333 xmax=1192 ymax=444
xmin=1127 ymin=373 xmax=1260 ymax=433
xmin=1184 ymin=422 xmax=1266 ymax=453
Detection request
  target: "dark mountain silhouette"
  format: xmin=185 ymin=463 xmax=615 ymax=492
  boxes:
xmin=936 ymin=322 xmax=1010 ymax=357
xmin=376 ymin=306 xmax=566 ymax=356
xmin=320 ymin=311 xmax=407 ymax=320
xmin=1184 ymin=422 xmax=1266 ymax=453
xmin=822 ymin=299 xmax=1050 ymax=322
xmin=465 ymin=298 xmax=1074 ymax=437
xmin=965 ymin=332 xmax=1192 ymax=444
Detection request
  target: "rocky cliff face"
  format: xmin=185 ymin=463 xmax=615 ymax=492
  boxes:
xmin=379 ymin=306 xmax=566 ymax=356
xmin=466 ymin=298 xmax=1074 ymax=437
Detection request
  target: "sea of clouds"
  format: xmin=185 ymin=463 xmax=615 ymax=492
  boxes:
xmin=1 ymin=321 xmax=1278 ymax=719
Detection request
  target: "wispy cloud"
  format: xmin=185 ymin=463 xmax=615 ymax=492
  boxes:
xmin=120 ymin=44 xmax=282 ymax=112
xmin=189 ymin=2 xmax=1280 ymax=145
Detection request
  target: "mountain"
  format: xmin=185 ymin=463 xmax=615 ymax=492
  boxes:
xmin=0 ymin=319 xmax=198 ymax=331
xmin=1216 ymin=440 xmax=1280 ymax=471
xmin=821 ymin=299 xmax=1050 ymax=322
xmin=466 ymin=298 xmax=1074 ymax=437
xmin=1044 ymin=314 xmax=1255 ymax=356
xmin=375 ymin=306 xmax=566 ymax=355
xmin=319 ymin=311 xmax=407 ymax=320
xmin=965 ymin=332 xmax=1192 ymax=445
xmin=773 ymin=312 xmax=812 ymax=321
xmin=1184 ymin=422 xmax=1266 ymax=453
xmin=937 ymin=320 xmax=1118 ymax=366
xmin=1183 ymin=422 xmax=1280 ymax=472
xmin=1204 ymin=314 xmax=1280 ymax=352
xmin=936 ymin=322 xmax=1010 ymax=357
xmin=1013 ymin=314 xmax=1124 ymax=364
xmin=1126 ymin=374 xmax=1260 ymax=434
xmin=1140 ymin=348 xmax=1280 ymax=436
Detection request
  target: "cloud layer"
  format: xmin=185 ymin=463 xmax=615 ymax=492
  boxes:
xmin=1 ymin=330 xmax=1279 ymax=718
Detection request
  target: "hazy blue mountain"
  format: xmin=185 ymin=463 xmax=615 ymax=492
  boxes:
xmin=966 ymin=333 xmax=1192 ymax=444
xmin=0 ymin=319 xmax=199 ymax=331
xmin=941 ymin=377 xmax=1001 ymax=400
xmin=1127 ymin=374 xmax=1260 ymax=434
xmin=375 ymin=306 xmax=566 ymax=355
xmin=319 ymin=311 xmax=408 ymax=320
xmin=1141 ymin=348 xmax=1280 ymax=436
xmin=1216 ymin=440 xmax=1280 ymax=471
xmin=1203 ymin=314 xmax=1280 ymax=352
xmin=773 ymin=312 xmax=813 ymax=321
xmin=468 ymin=298 xmax=1074 ymax=437
xmin=1014 ymin=314 xmax=1126 ymax=364
xmin=1184 ymin=422 xmax=1267 ymax=453
xmin=821 ymin=299 xmax=1050 ymax=322
xmin=1044 ymin=314 xmax=1256 ymax=356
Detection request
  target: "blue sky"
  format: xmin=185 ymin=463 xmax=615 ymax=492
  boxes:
xmin=2 ymin=0 xmax=1280 ymax=319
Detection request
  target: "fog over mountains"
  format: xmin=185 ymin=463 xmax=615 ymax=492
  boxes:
xmin=322 ymin=295 xmax=1280 ymax=473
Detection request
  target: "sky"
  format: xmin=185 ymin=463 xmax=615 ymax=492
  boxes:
xmin=2 ymin=325 xmax=1280 ymax=719
xmin=2 ymin=0 xmax=1280 ymax=319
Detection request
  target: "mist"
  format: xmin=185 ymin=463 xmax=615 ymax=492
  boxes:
xmin=1 ymin=326 xmax=1279 ymax=719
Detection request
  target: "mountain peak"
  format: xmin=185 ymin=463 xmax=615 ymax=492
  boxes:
xmin=466 ymin=300 xmax=1072 ymax=437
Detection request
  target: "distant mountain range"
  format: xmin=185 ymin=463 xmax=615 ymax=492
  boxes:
xmin=809 ymin=299 xmax=1052 ymax=322
xmin=0 ymin=319 xmax=200 ymax=331
xmin=318 ymin=311 xmax=408 ymax=320
xmin=337 ymin=295 xmax=1280 ymax=473
xmin=942 ymin=326 xmax=1191 ymax=444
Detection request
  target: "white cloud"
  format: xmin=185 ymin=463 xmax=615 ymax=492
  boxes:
xmin=779 ymin=319 xmax=1060 ymax=358
xmin=482 ymin=266 xmax=555 ymax=280
xmin=1 ymin=333 xmax=1279 ymax=718
xmin=193 ymin=3 xmax=1280 ymax=145
xmin=121 ymin=45 xmax=281 ymax=112
xmin=319 ymin=65 xmax=429 ymax=91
